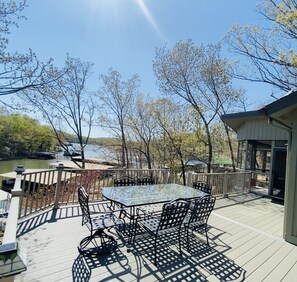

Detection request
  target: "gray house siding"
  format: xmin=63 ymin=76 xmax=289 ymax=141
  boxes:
xmin=237 ymin=119 xmax=289 ymax=141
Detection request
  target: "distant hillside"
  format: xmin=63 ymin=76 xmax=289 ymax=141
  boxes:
xmin=61 ymin=133 xmax=119 ymax=147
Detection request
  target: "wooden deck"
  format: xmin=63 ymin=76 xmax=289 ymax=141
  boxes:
xmin=14 ymin=193 xmax=296 ymax=282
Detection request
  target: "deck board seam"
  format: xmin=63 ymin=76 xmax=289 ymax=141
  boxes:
xmin=212 ymin=212 xmax=284 ymax=242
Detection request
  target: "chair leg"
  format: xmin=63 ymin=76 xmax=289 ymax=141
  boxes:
xmin=154 ymin=235 xmax=158 ymax=266
xmin=131 ymin=217 xmax=139 ymax=244
xmin=107 ymin=201 xmax=114 ymax=210
xmin=186 ymin=226 xmax=190 ymax=252
xmin=205 ymin=225 xmax=209 ymax=246
xmin=178 ymin=228 xmax=183 ymax=257
xmin=119 ymin=204 xmax=125 ymax=218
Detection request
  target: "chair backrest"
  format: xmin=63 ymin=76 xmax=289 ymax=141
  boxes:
xmin=114 ymin=176 xmax=136 ymax=187
xmin=188 ymin=195 xmax=216 ymax=225
xmin=158 ymin=199 xmax=189 ymax=232
xmin=193 ymin=181 xmax=212 ymax=194
xmin=137 ymin=176 xmax=155 ymax=186
xmin=78 ymin=186 xmax=92 ymax=229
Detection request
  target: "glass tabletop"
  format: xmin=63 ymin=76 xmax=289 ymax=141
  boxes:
xmin=102 ymin=183 xmax=207 ymax=207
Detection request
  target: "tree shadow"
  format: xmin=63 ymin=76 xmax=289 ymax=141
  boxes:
xmin=16 ymin=202 xmax=109 ymax=237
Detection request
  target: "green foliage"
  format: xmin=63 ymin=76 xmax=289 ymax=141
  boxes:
xmin=0 ymin=114 xmax=54 ymax=158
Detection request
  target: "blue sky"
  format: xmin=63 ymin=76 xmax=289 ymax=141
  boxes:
xmin=6 ymin=0 xmax=275 ymax=136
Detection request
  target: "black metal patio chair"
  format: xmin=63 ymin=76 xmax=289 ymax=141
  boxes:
xmin=183 ymin=195 xmax=216 ymax=249
xmin=114 ymin=176 xmax=136 ymax=187
xmin=78 ymin=186 xmax=125 ymax=255
xmin=137 ymin=175 xmax=155 ymax=186
xmin=133 ymin=199 xmax=189 ymax=266
xmin=192 ymin=181 xmax=212 ymax=194
xmin=111 ymin=176 xmax=137 ymax=217
xmin=135 ymin=176 xmax=162 ymax=216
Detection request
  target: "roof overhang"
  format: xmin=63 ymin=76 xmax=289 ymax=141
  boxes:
xmin=260 ymin=91 xmax=297 ymax=129
xmin=221 ymin=110 xmax=266 ymax=132
xmin=221 ymin=91 xmax=297 ymax=132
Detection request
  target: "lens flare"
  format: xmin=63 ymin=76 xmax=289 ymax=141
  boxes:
xmin=135 ymin=0 xmax=164 ymax=40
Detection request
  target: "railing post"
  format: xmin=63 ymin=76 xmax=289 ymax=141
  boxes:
xmin=119 ymin=167 xmax=127 ymax=178
xmin=15 ymin=166 xmax=25 ymax=219
xmin=247 ymin=171 xmax=252 ymax=192
xmin=187 ymin=172 xmax=193 ymax=186
xmin=54 ymin=164 xmax=64 ymax=209
xmin=163 ymin=168 xmax=169 ymax=184
xmin=223 ymin=171 xmax=229 ymax=197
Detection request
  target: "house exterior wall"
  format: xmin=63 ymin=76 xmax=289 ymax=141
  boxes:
xmin=284 ymin=109 xmax=297 ymax=245
xmin=237 ymin=119 xmax=289 ymax=141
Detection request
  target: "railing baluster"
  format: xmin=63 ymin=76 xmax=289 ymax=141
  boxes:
xmin=29 ymin=177 xmax=34 ymax=215
xmin=190 ymin=171 xmax=252 ymax=197
xmin=39 ymin=172 xmax=44 ymax=210
xmin=16 ymin=168 xmax=183 ymax=218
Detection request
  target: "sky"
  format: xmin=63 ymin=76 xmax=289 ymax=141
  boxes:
xmin=5 ymin=0 xmax=276 ymax=137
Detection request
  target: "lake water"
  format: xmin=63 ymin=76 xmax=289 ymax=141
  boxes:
xmin=0 ymin=144 xmax=114 ymax=174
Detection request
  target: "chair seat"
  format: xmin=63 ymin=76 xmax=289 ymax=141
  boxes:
xmin=133 ymin=199 xmax=190 ymax=266
xmin=141 ymin=217 xmax=179 ymax=236
xmin=183 ymin=213 xmax=204 ymax=227
xmin=91 ymin=213 xmax=124 ymax=230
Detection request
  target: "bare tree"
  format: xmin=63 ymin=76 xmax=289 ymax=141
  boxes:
xmin=0 ymin=1 xmax=60 ymax=97
xmin=153 ymin=98 xmax=193 ymax=185
xmin=227 ymin=0 xmax=297 ymax=93
xmin=97 ymin=69 xmax=139 ymax=168
xmin=154 ymin=40 xmax=241 ymax=172
xmin=22 ymin=56 xmax=95 ymax=168
xmin=127 ymin=95 xmax=159 ymax=169
xmin=199 ymin=44 xmax=243 ymax=171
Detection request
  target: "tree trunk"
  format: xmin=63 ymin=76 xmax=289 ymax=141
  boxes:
xmin=205 ymin=124 xmax=212 ymax=173
xmin=224 ymin=124 xmax=236 ymax=172
xmin=121 ymin=124 xmax=127 ymax=167
xmin=180 ymin=157 xmax=186 ymax=186
xmin=146 ymin=141 xmax=152 ymax=169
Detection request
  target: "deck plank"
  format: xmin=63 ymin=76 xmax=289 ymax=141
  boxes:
xmin=278 ymin=259 xmax=297 ymax=282
xmin=263 ymin=247 xmax=297 ymax=281
xmin=246 ymin=241 xmax=294 ymax=281
xmin=14 ymin=195 xmax=297 ymax=282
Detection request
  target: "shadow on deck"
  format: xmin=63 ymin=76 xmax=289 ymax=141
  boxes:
xmin=15 ymin=193 xmax=290 ymax=282
xmin=70 ymin=228 xmax=246 ymax=282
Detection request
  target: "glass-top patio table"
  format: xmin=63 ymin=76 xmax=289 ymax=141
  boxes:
xmin=102 ymin=183 xmax=207 ymax=208
xmin=102 ymin=183 xmax=207 ymax=242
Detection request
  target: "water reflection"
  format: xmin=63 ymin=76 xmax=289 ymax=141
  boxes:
xmin=0 ymin=144 xmax=114 ymax=174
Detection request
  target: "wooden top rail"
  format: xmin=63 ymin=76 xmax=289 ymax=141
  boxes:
xmin=190 ymin=171 xmax=252 ymax=176
xmin=0 ymin=167 xmax=27 ymax=279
